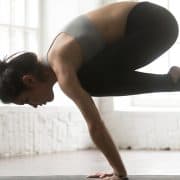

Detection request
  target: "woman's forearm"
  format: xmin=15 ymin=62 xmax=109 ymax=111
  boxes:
xmin=58 ymin=73 xmax=127 ymax=176
xmin=89 ymin=122 xmax=127 ymax=177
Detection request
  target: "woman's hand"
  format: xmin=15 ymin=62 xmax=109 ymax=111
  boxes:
xmin=86 ymin=172 xmax=128 ymax=180
xmin=86 ymin=171 xmax=113 ymax=179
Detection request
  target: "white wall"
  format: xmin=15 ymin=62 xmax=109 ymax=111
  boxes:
xmin=100 ymin=98 xmax=180 ymax=150
xmin=0 ymin=106 xmax=96 ymax=158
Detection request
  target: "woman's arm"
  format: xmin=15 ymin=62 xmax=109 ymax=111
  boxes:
xmin=54 ymin=61 xmax=127 ymax=177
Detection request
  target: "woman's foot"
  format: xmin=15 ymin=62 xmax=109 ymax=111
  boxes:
xmin=168 ymin=66 xmax=180 ymax=84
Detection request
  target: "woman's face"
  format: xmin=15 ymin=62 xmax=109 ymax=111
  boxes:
xmin=14 ymin=74 xmax=55 ymax=108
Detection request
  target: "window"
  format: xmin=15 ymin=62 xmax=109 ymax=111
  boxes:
xmin=0 ymin=0 xmax=40 ymax=56
xmin=114 ymin=0 xmax=180 ymax=110
xmin=0 ymin=0 xmax=40 ymax=105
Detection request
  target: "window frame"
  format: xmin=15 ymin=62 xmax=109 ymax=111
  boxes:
xmin=0 ymin=0 xmax=42 ymax=56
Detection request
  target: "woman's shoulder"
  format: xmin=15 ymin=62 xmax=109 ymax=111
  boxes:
xmin=47 ymin=32 xmax=84 ymax=72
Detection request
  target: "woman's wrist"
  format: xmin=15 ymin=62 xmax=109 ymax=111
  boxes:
xmin=113 ymin=171 xmax=128 ymax=179
xmin=113 ymin=169 xmax=127 ymax=176
xmin=115 ymin=174 xmax=129 ymax=180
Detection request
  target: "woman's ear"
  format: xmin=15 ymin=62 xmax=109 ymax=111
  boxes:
xmin=22 ymin=74 xmax=37 ymax=87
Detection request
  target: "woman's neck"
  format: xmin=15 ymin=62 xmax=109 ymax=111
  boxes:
xmin=38 ymin=55 xmax=57 ymax=85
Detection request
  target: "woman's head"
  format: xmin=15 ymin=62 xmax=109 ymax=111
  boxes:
xmin=0 ymin=51 xmax=56 ymax=107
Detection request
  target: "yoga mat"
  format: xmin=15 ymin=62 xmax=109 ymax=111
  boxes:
xmin=0 ymin=175 xmax=180 ymax=180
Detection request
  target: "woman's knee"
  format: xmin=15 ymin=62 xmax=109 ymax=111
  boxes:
xmin=170 ymin=21 xmax=179 ymax=44
xmin=166 ymin=20 xmax=179 ymax=47
xmin=162 ymin=11 xmax=179 ymax=47
xmin=156 ymin=20 xmax=179 ymax=52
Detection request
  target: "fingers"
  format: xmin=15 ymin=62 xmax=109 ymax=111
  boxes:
xmin=86 ymin=173 xmax=101 ymax=178
xmin=86 ymin=172 xmax=113 ymax=178
xmin=100 ymin=173 xmax=113 ymax=178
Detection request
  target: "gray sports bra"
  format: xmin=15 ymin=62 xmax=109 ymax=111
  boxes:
xmin=45 ymin=14 xmax=106 ymax=64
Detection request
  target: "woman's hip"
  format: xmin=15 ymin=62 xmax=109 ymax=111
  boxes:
xmin=126 ymin=1 xmax=179 ymax=41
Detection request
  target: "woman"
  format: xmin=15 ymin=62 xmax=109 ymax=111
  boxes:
xmin=0 ymin=1 xmax=179 ymax=180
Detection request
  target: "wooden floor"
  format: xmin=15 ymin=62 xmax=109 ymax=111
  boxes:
xmin=1 ymin=150 xmax=180 ymax=176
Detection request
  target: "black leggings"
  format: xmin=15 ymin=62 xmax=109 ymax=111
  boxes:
xmin=77 ymin=1 xmax=179 ymax=97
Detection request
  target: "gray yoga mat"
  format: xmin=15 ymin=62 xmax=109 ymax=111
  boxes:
xmin=0 ymin=175 xmax=180 ymax=180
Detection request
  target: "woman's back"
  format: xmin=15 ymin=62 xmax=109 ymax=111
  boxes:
xmin=47 ymin=1 xmax=139 ymax=71
xmin=85 ymin=1 xmax=139 ymax=43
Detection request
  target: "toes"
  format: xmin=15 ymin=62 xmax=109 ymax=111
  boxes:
xmin=168 ymin=66 xmax=180 ymax=84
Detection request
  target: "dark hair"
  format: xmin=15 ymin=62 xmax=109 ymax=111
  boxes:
xmin=0 ymin=51 xmax=47 ymax=104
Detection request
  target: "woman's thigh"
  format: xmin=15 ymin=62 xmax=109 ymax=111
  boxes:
xmin=88 ymin=1 xmax=179 ymax=70
xmin=77 ymin=31 xmax=177 ymax=96
xmin=77 ymin=25 xmax=177 ymax=96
